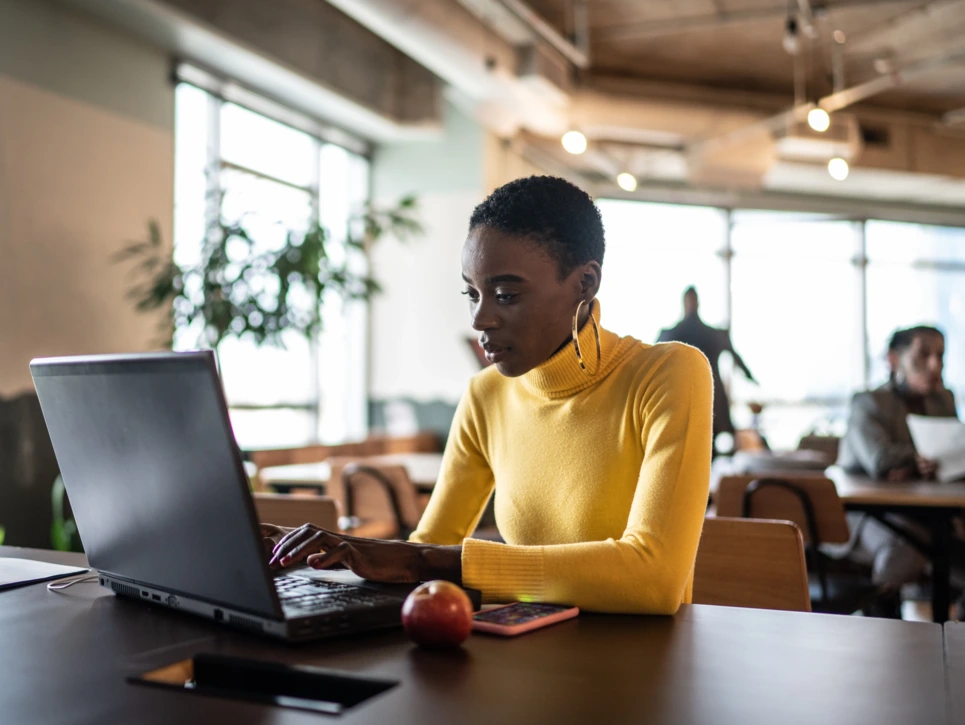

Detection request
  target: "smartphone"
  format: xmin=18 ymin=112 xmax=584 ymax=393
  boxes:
xmin=471 ymin=602 xmax=579 ymax=636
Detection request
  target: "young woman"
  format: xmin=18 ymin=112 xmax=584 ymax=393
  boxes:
xmin=268 ymin=176 xmax=713 ymax=614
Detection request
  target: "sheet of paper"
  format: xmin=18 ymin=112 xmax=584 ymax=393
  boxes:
xmin=0 ymin=558 xmax=89 ymax=590
xmin=907 ymin=415 xmax=965 ymax=483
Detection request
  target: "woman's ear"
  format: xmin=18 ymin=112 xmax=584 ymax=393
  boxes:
xmin=580 ymin=261 xmax=602 ymax=299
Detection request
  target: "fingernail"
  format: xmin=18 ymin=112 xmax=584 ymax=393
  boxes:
xmin=281 ymin=555 xmax=291 ymax=565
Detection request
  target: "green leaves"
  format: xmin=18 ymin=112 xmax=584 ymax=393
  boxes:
xmin=116 ymin=195 xmax=421 ymax=348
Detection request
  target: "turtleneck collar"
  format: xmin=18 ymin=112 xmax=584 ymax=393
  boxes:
xmin=519 ymin=301 xmax=635 ymax=399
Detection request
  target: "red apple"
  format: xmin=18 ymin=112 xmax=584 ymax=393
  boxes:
xmin=401 ymin=580 xmax=473 ymax=649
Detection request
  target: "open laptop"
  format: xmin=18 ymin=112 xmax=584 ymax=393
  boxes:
xmin=30 ymin=351 xmax=478 ymax=642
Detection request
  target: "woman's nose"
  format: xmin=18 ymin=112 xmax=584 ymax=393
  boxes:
xmin=471 ymin=301 xmax=499 ymax=331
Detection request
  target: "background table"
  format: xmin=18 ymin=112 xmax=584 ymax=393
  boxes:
xmin=260 ymin=453 xmax=443 ymax=494
xmin=712 ymin=461 xmax=965 ymax=623
xmin=0 ymin=546 xmax=947 ymax=725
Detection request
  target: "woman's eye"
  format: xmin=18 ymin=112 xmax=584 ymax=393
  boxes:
xmin=495 ymin=292 xmax=517 ymax=304
xmin=461 ymin=289 xmax=479 ymax=302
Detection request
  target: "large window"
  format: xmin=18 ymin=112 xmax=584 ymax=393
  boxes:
xmin=598 ymin=201 xmax=965 ymax=449
xmin=174 ymin=82 xmax=370 ymax=449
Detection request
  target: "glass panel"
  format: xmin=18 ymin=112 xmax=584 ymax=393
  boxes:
xmin=220 ymin=103 xmax=315 ymax=188
xmin=173 ymin=84 xmax=209 ymax=269
xmin=866 ymin=221 xmax=965 ymax=265
xmin=729 ymin=215 xmax=864 ymax=446
xmin=218 ymin=331 xmax=315 ymax=407
xmin=317 ymin=146 xmax=371 ymax=443
xmin=596 ymin=200 xmax=729 ymax=343
xmin=228 ymin=408 xmax=316 ymax=449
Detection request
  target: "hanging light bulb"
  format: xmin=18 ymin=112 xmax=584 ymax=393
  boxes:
xmin=561 ymin=130 xmax=587 ymax=155
xmin=828 ymin=157 xmax=850 ymax=181
xmin=807 ymin=107 xmax=831 ymax=132
xmin=616 ymin=172 xmax=637 ymax=192
xmin=782 ymin=15 xmax=800 ymax=56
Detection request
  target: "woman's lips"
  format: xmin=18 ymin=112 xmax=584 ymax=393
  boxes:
xmin=484 ymin=346 xmax=511 ymax=363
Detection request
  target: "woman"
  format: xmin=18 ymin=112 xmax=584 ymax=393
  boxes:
xmin=268 ymin=176 xmax=713 ymax=614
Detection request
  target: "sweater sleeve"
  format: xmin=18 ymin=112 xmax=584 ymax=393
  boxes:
xmin=408 ymin=382 xmax=495 ymax=545
xmin=461 ymin=345 xmax=713 ymax=614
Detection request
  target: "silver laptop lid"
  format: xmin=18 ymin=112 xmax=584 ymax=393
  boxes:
xmin=30 ymin=351 xmax=282 ymax=619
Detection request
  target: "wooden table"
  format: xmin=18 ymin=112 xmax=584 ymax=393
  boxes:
xmin=828 ymin=466 xmax=965 ymax=625
xmin=0 ymin=546 xmax=949 ymax=724
xmin=712 ymin=460 xmax=965 ymax=623
xmin=260 ymin=453 xmax=444 ymax=494
xmin=946 ymin=622 xmax=965 ymax=724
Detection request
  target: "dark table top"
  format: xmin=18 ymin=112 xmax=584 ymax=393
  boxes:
xmin=946 ymin=622 xmax=965 ymax=724
xmin=0 ymin=546 xmax=947 ymax=725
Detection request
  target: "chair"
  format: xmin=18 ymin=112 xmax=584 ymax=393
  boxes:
xmin=252 ymin=493 xmax=340 ymax=531
xmin=694 ymin=517 xmax=811 ymax=612
xmin=246 ymin=434 xmax=442 ymax=491
xmin=797 ymin=434 xmax=840 ymax=466
xmin=326 ymin=460 xmax=427 ymax=540
xmin=716 ymin=475 xmax=894 ymax=616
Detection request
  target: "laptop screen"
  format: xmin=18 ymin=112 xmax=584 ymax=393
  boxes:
xmin=30 ymin=352 xmax=280 ymax=619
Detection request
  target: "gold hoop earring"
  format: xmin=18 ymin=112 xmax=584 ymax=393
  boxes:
xmin=572 ymin=299 xmax=601 ymax=377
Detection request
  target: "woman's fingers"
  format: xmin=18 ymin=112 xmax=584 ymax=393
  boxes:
xmin=270 ymin=527 xmax=320 ymax=567
xmin=271 ymin=527 xmax=348 ymax=568
xmin=306 ymin=541 xmax=354 ymax=571
xmin=275 ymin=532 xmax=327 ymax=568
xmin=272 ymin=525 xmax=312 ymax=555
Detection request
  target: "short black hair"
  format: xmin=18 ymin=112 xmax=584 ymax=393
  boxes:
xmin=468 ymin=176 xmax=605 ymax=276
xmin=683 ymin=286 xmax=698 ymax=298
xmin=888 ymin=325 xmax=944 ymax=353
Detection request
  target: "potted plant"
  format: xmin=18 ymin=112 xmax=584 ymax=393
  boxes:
xmin=115 ymin=194 xmax=422 ymax=348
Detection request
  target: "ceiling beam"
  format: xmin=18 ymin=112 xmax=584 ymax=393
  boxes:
xmin=845 ymin=0 xmax=965 ymax=54
xmin=593 ymin=0 xmax=914 ymax=43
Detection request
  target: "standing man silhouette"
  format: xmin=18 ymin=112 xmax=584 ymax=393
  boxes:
xmin=658 ymin=287 xmax=756 ymax=453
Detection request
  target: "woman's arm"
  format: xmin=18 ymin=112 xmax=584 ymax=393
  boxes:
xmin=269 ymin=383 xmax=494 ymax=582
xmin=408 ymin=385 xmax=495 ymax=545
xmin=461 ymin=345 xmax=713 ymax=614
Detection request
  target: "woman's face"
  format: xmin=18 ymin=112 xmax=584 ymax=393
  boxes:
xmin=461 ymin=226 xmax=600 ymax=377
xmin=898 ymin=332 xmax=945 ymax=395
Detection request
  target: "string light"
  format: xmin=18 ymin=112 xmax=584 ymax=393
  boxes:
xmin=616 ymin=172 xmax=637 ymax=192
xmin=828 ymin=157 xmax=850 ymax=181
xmin=807 ymin=108 xmax=831 ymax=132
xmin=561 ymin=130 xmax=587 ymax=155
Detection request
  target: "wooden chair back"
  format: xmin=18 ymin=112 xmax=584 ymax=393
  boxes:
xmin=252 ymin=493 xmax=339 ymax=531
xmin=326 ymin=459 xmax=427 ymax=539
xmin=694 ymin=517 xmax=811 ymax=612
xmin=716 ymin=475 xmax=850 ymax=545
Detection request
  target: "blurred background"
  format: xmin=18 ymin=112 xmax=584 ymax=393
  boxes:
xmin=1 ymin=0 xmax=964 ymax=545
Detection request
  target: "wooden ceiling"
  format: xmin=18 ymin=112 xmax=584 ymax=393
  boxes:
xmin=525 ymin=0 xmax=965 ymax=113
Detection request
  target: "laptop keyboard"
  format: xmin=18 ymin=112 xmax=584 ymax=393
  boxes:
xmin=275 ymin=574 xmax=401 ymax=615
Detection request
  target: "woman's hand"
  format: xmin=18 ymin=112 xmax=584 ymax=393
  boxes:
xmin=260 ymin=524 xmax=294 ymax=557
xmin=268 ymin=524 xmax=462 ymax=584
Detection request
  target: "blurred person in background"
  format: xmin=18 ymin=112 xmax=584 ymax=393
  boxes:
xmin=658 ymin=286 xmax=757 ymax=455
xmin=839 ymin=325 xmax=953 ymax=482
xmin=838 ymin=325 xmax=958 ymax=598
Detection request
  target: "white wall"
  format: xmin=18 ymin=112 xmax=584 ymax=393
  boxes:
xmin=369 ymin=103 xmax=552 ymax=404
xmin=369 ymin=102 xmax=486 ymax=403
xmin=0 ymin=0 xmax=174 ymax=396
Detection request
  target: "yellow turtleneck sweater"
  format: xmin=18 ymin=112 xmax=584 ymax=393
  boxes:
xmin=409 ymin=302 xmax=713 ymax=614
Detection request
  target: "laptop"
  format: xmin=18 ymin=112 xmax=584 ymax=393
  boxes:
xmin=30 ymin=351 xmax=479 ymax=642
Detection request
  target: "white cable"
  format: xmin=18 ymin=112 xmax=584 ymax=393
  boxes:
xmin=47 ymin=573 xmax=99 ymax=593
